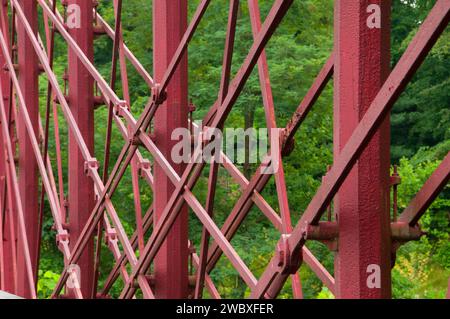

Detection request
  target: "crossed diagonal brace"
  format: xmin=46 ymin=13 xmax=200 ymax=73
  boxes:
xmin=2 ymin=0 xmax=447 ymax=299
xmin=51 ymin=0 xmax=446 ymax=300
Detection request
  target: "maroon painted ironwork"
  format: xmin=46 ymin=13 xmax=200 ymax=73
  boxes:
xmin=16 ymin=0 xmax=39 ymax=299
xmin=66 ymin=0 xmax=95 ymax=298
xmin=153 ymin=0 xmax=189 ymax=299
xmin=0 ymin=0 xmax=16 ymax=294
xmin=0 ymin=0 xmax=447 ymax=299
xmin=333 ymin=0 xmax=392 ymax=298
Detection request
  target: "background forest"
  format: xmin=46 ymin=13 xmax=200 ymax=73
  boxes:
xmin=36 ymin=0 xmax=449 ymax=299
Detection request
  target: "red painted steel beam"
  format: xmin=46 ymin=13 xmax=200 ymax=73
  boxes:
xmin=14 ymin=0 xmax=140 ymax=298
xmin=250 ymin=0 xmax=449 ymax=298
xmin=67 ymin=0 xmax=95 ymax=298
xmin=333 ymin=0 xmax=392 ymax=298
xmin=205 ymin=56 xmax=333 ymax=274
xmin=96 ymin=12 xmax=155 ymax=89
xmin=0 ymin=0 xmax=15 ymax=294
xmin=399 ymin=152 xmax=450 ymax=226
xmin=39 ymin=1 xmax=139 ymax=298
xmin=0 ymin=8 xmax=76 ymax=296
xmin=16 ymin=0 xmax=39 ymax=299
xmin=0 ymin=60 xmax=37 ymax=299
xmin=120 ymin=0 xmax=294 ymax=299
xmin=153 ymin=0 xmax=189 ymax=298
xmin=195 ymin=0 xmax=239 ymax=299
xmin=0 ymin=2 xmax=78 ymax=294
xmin=248 ymin=0 xmax=303 ymax=298
xmin=50 ymin=0 xmax=211 ymax=295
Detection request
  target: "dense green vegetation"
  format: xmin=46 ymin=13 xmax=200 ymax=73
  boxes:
xmin=36 ymin=0 xmax=449 ymax=299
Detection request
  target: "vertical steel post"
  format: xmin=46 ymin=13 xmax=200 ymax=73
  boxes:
xmin=67 ymin=0 xmax=95 ymax=298
xmin=16 ymin=0 xmax=39 ymax=298
xmin=153 ymin=0 xmax=189 ymax=298
xmin=0 ymin=0 xmax=14 ymax=294
xmin=333 ymin=0 xmax=392 ymax=298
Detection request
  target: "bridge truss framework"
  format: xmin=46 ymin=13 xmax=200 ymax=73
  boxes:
xmin=0 ymin=0 xmax=448 ymax=299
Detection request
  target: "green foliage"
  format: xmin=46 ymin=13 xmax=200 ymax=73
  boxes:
xmin=317 ymin=287 xmax=334 ymax=299
xmin=37 ymin=270 xmax=60 ymax=299
xmin=391 ymin=0 xmax=450 ymax=161
xmin=392 ymin=145 xmax=449 ymax=298
xmin=35 ymin=0 xmax=448 ymax=300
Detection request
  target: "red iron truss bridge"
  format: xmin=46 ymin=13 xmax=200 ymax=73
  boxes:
xmin=0 ymin=0 xmax=448 ymax=299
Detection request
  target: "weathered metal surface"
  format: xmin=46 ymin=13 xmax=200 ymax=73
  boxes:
xmin=67 ymin=0 xmax=95 ymax=298
xmin=153 ymin=0 xmax=189 ymax=299
xmin=249 ymin=0 xmax=450 ymax=299
xmin=16 ymin=0 xmax=39 ymax=299
xmin=333 ymin=0 xmax=392 ymax=298
xmin=0 ymin=0 xmax=447 ymax=300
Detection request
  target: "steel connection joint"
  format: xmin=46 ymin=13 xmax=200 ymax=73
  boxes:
xmin=276 ymin=234 xmax=302 ymax=275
